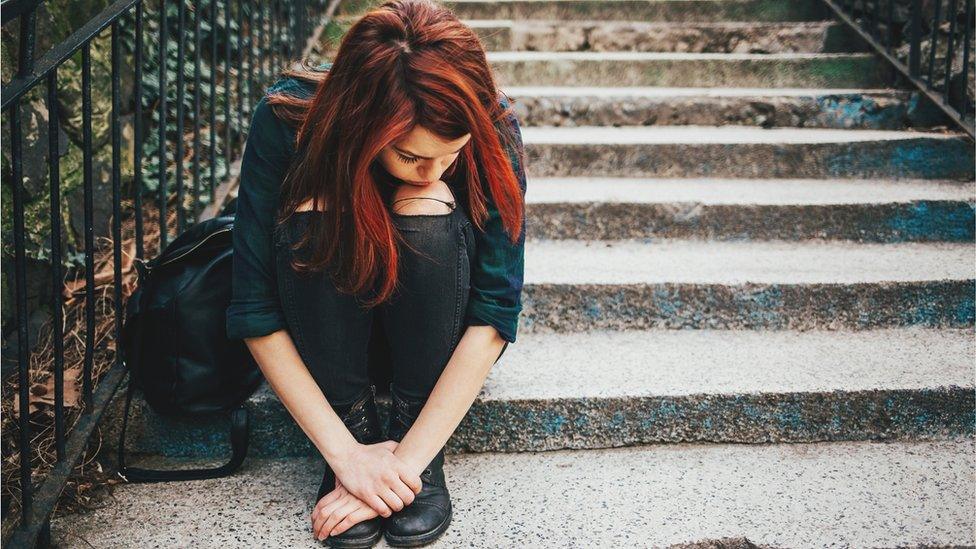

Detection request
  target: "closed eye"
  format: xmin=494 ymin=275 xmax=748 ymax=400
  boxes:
xmin=396 ymin=151 xmax=419 ymax=164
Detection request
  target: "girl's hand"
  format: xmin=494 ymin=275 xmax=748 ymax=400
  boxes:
xmin=329 ymin=439 xmax=421 ymax=518
xmin=311 ymin=484 xmax=380 ymax=541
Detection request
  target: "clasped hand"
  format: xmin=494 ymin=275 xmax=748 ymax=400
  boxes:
xmin=311 ymin=440 xmax=422 ymax=541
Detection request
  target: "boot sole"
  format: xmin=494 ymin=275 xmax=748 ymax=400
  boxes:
xmin=383 ymin=507 xmax=453 ymax=547
xmin=323 ymin=528 xmax=383 ymax=549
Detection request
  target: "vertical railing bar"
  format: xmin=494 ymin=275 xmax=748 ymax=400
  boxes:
xmin=13 ymin=7 xmax=38 ymax=528
xmin=256 ymin=2 xmax=266 ymax=90
xmin=111 ymin=21 xmax=124 ymax=374
xmin=942 ymin=0 xmax=960 ymax=99
xmin=909 ymin=0 xmax=923 ymax=76
xmin=268 ymin=0 xmax=281 ymax=78
xmin=236 ymin=0 xmax=244 ymax=151
xmin=224 ymin=0 xmax=232 ymax=169
xmin=871 ymin=0 xmax=881 ymax=39
xmin=886 ymin=0 xmax=895 ymax=51
xmin=959 ymin=0 xmax=973 ymax=113
xmin=81 ymin=43 xmax=96 ymax=411
xmin=175 ymin=0 xmax=186 ymax=234
xmin=927 ymin=0 xmax=943 ymax=86
xmin=134 ymin=2 xmax=145 ymax=261
xmin=299 ymin=0 xmax=308 ymax=49
xmin=193 ymin=0 xmax=203 ymax=218
xmin=158 ymin=0 xmax=169 ymax=251
xmin=45 ymin=69 xmax=67 ymax=462
xmin=11 ymin=99 xmax=33 ymax=531
xmin=210 ymin=0 xmax=218 ymax=204
xmin=245 ymin=0 xmax=254 ymax=121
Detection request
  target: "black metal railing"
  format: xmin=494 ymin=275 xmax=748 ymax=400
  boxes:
xmin=0 ymin=0 xmax=337 ymax=546
xmin=822 ymin=0 xmax=976 ymax=136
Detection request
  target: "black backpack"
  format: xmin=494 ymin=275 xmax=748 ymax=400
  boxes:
xmin=117 ymin=215 xmax=264 ymax=482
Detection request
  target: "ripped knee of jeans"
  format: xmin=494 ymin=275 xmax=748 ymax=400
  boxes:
xmin=390 ymin=180 xmax=457 ymax=216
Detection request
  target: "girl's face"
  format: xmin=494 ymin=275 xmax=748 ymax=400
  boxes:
xmin=377 ymin=124 xmax=471 ymax=187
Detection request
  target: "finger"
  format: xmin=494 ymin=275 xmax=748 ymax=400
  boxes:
xmin=314 ymin=494 xmax=350 ymax=540
xmin=313 ymin=495 xmax=348 ymax=535
xmin=313 ymin=486 xmax=346 ymax=519
xmin=378 ymin=487 xmax=405 ymax=512
xmin=392 ymin=480 xmax=417 ymax=506
xmin=331 ymin=504 xmax=379 ymax=537
xmin=321 ymin=499 xmax=360 ymax=540
xmin=313 ymin=487 xmax=345 ymax=521
xmin=398 ymin=467 xmax=424 ymax=495
xmin=366 ymin=494 xmax=393 ymax=517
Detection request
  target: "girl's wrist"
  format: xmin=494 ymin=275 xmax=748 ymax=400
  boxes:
xmin=321 ymin=434 xmax=359 ymax=465
xmin=394 ymin=438 xmax=439 ymax=476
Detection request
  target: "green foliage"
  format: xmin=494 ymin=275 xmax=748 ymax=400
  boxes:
xmin=2 ymin=0 xmax=275 ymax=263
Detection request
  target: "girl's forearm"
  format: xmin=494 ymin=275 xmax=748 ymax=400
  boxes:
xmin=245 ymin=330 xmax=359 ymax=463
xmin=392 ymin=324 xmax=506 ymax=475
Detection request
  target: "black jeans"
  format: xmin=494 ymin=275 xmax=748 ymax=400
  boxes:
xmin=274 ymin=201 xmax=507 ymax=408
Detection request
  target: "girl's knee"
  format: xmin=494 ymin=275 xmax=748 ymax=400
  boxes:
xmin=391 ymin=180 xmax=455 ymax=216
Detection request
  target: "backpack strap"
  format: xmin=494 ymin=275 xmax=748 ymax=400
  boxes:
xmin=116 ymin=260 xmax=250 ymax=483
xmin=116 ymin=381 xmax=250 ymax=483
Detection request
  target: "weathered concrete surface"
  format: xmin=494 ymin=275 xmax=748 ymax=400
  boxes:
xmin=463 ymin=21 xmax=861 ymax=54
xmin=524 ymin=239 xmax=975 ymax=283
xmin=488 ymin=51 xmax=891 ymax=88
xmin=102 ymin=328 xmax=974 ymax=457
xmin=528 ymin=201 xmax=976 ymax=241
xmin=520 ymin=125 xmax=975 ymax=179
xmin=525 ymin=176 xmax=976 ymax=240
xmin=521 ymin=280 xmax=975 ymax=332
xmin=527 ymin=177 xmax=976 ymax=204
xmin=504 ymin=87 xmax=950 ymax=129
xmin=434 ymin=0 xmax=834 ymax=22
xmin=51 ymin=439 xmax=976 ymax=548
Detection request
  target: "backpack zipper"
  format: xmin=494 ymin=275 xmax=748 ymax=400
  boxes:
xmin=152 ymin=227 xmax=232 ymax=270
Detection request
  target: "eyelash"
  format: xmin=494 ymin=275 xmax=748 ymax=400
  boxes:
xmin=396 ymin=152 xmax=419 ymax=164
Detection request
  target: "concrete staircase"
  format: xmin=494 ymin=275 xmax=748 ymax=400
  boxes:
xmin=53 ymin=0 xmax=975 ymax=547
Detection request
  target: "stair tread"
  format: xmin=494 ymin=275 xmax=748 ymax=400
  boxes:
xmin=243 ymin=328 xmax=972 ymax=403
xmin=466 ymin=19 xmax=839 ymax=28
xmin=478 ymin=328 xmax=975 ymax=399
xmin=504 ymin=85 xmax=909 ymax=96
xmin=51 ymin=440 xmax=976 ymax=548
xmin=521 ymin=125 xmax=967 ymax=143
xmin=525 ymin=177 xmax=976 ymax=204
xmin=488 ymin=50 xmax=876 ymax=60
xmin=523 ymin=239 xmax=975 ymax=283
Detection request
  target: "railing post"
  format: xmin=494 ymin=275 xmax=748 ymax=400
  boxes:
xmin=909 ymin=0 xmax=923 ymax=77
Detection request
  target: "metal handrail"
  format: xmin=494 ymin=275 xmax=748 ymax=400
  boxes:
xmin=0 ymin=0 xmax=336 ymax=546
xmin=822 ymin=0 xmax=975 ymax=137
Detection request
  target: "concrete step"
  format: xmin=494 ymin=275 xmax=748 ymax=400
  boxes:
xmin=464 ymin=20 xmax=865 ymax=53
xmin=105 ymin=327 xmax=974 ymax=457
xmin=520 ymin=125 xmax=974 ymax=179
xmin=520 ymin=239 xmax=974 ymax=332
xmin=52 ymin=439 xmax=976 ymax=547
xmin=524 ymin=177 xmax=976 ymax=241
xmin=487 ymin=51 xmax=891 ymax=87
xmin=434 ymin=0 xmax=834 ymax=22
xmin=504 ymin=86 xmax=951 ymax=129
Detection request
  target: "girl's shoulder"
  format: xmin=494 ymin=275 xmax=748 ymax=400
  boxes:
xmin=265 ymin=61 xmax=332 ymax=100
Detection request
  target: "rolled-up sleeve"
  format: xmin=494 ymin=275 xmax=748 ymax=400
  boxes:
xmin=464 ymin=96 xmax=527 ymax=344
xmin=226 ymin=94 xmax=293 ymax=340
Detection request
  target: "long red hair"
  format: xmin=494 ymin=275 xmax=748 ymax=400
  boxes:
xmin=265 ymin=0 xmax=524 ymax=308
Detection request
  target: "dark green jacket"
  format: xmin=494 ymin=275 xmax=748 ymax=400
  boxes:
xmin=226 ymin=64 xmax=526 ymax=344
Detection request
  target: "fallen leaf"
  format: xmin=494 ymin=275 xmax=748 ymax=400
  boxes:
xmin=11 ymin=366 xmax=82 ymax=419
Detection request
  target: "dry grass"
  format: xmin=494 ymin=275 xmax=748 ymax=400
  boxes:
xmin=1 ymin=201 xmax=178 ymax=538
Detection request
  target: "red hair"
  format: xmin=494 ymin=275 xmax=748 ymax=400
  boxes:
xmin=265 ymin=0 xmax=524 ymax=308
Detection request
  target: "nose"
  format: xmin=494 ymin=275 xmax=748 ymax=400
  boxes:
xmin=418 ymin=161 xmax=447 ymax=182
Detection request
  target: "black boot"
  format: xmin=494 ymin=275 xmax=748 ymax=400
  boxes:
xmin=316 ymin=384 xmax=385 ymax=548
xmin=382 ymin=384 xmax=452 ymax=547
